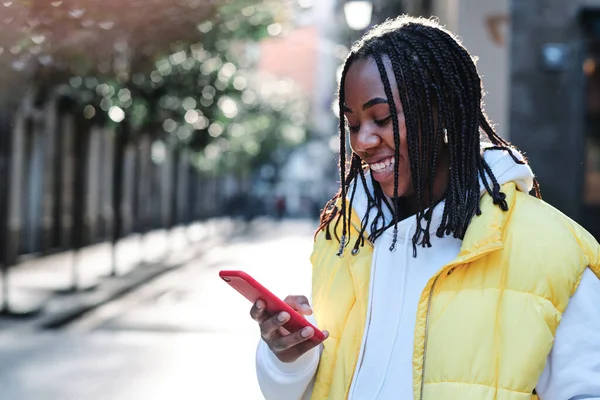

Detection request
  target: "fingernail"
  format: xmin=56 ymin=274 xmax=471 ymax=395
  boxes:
xmin=302 ymin=303 xmax=312 ymax=312
xmin=324 ymin=330 xmax=329 ymax=338
xmin=301 ymin=327 xmax=313 ymax=338
xmin=278 ymin=312 xmax=289 ymax=322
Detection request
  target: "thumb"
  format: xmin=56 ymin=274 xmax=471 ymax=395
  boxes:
xmin=297 ymin=302 xmax=313 ymax=315
xmin=285 ymin=295 xmax=313 ymax=315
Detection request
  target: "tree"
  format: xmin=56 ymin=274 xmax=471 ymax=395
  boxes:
xmin=0 ymin=0 xmax=308 ymax=176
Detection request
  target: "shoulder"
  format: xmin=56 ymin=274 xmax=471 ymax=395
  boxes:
xmin=310 ymin=208 xmax=373 ymax=285
xmin=511 ymin=191 xmax=586 ymax=232
xmin=508 ymin=191 xmax=599 ymax=257
xmin=310 ymin=216 xmax=345 ymax=287
xmin=501 ymin=192 xmax=600 ymax=306
xmin=311 ymin=205 xmax=367 ymax=262
xmin=311 ymin=228 xmax=338 ymax=265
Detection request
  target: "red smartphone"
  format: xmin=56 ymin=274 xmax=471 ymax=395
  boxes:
xmin=219 ymin=270 xmax=325 ymax=341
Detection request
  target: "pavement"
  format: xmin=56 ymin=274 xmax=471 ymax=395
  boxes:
xmin=0 ymin=218 xmax=317 ymax=400
xmin=0 ymin=218 xmax=242 ymax=332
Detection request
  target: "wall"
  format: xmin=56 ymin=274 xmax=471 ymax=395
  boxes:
xmin=431 ymin=0 xmax=600 ymax=224
xmin=509 ymin=0 xmax=592 ymax=220
xmin=256 ymin=0 xmax=340 ymax=216
xmin=2 ymin=93 xmax=213 ymax=265
xmin=257 ymin=26 xmax=319 ymax=97
xmin=433 ymin=0 xmax=511 ymax=139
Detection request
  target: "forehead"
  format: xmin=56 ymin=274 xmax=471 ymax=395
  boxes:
xmin=343 ymin=56 xmax=398 ymax=102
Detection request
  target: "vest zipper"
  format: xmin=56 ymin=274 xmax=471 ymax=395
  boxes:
xmin=419 ymin=273 xmax=441 ymax=400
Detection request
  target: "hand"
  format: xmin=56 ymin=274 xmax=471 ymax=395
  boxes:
xmin=250 ymin=295 xmax=329 ymax=363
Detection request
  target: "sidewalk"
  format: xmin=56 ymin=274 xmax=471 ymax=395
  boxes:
xmin=0 ymin=218 xmax=243 ymax=332
xmin=0 ymin=219 xmax=317 ymax=400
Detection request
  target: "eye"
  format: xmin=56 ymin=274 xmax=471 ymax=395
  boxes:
xmin=374 ymin=116 xmax=392 ymax=126
xmin=345 ymin=119 xmax=360 ymax=133
xmin=348 ymin=124 xmax=360 ymax=133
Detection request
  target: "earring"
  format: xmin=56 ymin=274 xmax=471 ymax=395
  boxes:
xmin=443 ymin=128 xmax=448 ymax=144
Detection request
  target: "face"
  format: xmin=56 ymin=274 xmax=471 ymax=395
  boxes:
xmin=343 ymin=56 xmax=412 ymax=198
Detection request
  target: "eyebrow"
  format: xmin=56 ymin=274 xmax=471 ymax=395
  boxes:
xmin=343 ymin=97 xmax=389 ymax=113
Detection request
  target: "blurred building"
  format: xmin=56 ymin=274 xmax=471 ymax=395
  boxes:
xmin=508 ymin=0 xmax=600 ymax=238
xmin=415 ymin=0 xmax=600 ymax=238
xmin=254 ymin=0 xmax=341 ymax=218
xmin=425 ymin=0 xmax=510 ymax=139
xmin=324 ymin=0 xmax=600 ymax=240
xmin=0 ymin=91 xmax=216 ymax=265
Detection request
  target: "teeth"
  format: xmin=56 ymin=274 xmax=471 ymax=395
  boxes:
xmin=370 ymin=157 xmax=394 ymax=172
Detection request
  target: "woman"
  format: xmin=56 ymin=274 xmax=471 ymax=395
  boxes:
xmin=251 ymin=16 xmax=600 ymax=400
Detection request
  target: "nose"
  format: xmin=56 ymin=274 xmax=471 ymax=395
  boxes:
xmin=351 ymin=125 xmax=380 ymax=156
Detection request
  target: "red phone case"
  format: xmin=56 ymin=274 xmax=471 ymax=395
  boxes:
xmin=219 ymin=270 xmax=325 ymax=341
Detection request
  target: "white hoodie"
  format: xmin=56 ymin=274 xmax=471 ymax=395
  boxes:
xmin=256 ymin=148 xmax=600 ymax=400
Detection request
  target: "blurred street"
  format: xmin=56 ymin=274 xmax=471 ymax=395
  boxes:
xmin=0 ymin=219 xmax=316 ymax=400
xmin=0 ymin=0 xmax=595 ymax=398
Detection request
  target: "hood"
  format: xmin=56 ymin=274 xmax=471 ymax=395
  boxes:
xmin=349 ymin=146 xmax=535 ymax=239
xmin=478 ymin=145 xmax=534 ymax=195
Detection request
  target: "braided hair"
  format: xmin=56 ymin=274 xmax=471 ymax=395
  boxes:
xmin=316 ymin=15 xmax=541 ymax=256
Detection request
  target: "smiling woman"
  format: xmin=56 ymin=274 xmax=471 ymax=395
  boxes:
xmin=252 ymin=14 xmax=600 ymax=400
xmin=344 ymin=60 xmax=420 ymax=201
xmin=323 ymin=16 xmax=534 ymax=255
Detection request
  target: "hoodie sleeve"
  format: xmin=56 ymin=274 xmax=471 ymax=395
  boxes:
xmin=255 ymin=307 xmax=322 ymax=400
xmin=535 ymin=267 xmax=600 ymax=400
xmin=255 ymin=339 xmax=321 ymax=400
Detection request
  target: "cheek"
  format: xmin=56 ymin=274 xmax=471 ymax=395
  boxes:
xmin=390 ymin=118 xmax=408 ymax=152
xmin=398 ymin=139 xmax=413 ymax=187
xmin=399 ymin=158 xmax=412 ymax=184
xmin=398 ymin=126 xmax=410 ymax=159
xmin=349 ymin=136 xmax=358 ymax=153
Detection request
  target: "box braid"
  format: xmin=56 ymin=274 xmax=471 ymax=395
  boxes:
xmin=389 ymin=38 xmax=443 ymax=250
xmin=316 ymin=16 xmax=541 ymax=256
xmin=372 ymin=52 xmax=403 ymax=250
xmin=388 ymin=34 xmax=448 ymax=229
xmin=403 ymin=29 xmax=473 ymax=234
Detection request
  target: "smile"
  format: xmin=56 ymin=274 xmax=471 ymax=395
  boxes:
xmin=369 ymin=157 xmax=395 ymax=173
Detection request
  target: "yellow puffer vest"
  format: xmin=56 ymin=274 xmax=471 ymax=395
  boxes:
xmin=309 ymin=183 xmax=600 ymax=400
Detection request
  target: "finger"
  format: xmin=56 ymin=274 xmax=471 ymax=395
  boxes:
xmin=250 ymin=300 xmax=267 ymax=323
xmin=277 ymin=326 xmax=291 ymax=336
xmin=272 ymin=326 xmax=326 ymax=352
xmin=284 ymin=295 xmax=312 ymax=315
xmin=292 ymin=330 xmax=329 ymax=354
xmin=260 ymin=311 xmax=290 ymax=338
